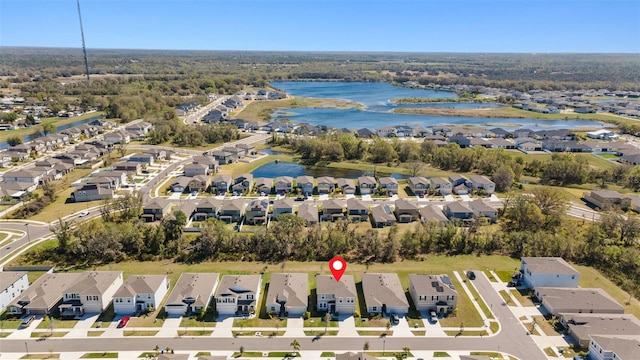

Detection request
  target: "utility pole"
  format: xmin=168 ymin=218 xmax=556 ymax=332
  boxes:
xmin=25 ymin=224 xmax=30 ymax=243
xmin=76 ymin=0 xmax=90 ymax=82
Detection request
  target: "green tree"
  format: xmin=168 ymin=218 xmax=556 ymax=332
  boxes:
xmin=369 ymin=138 xmax=397 ymax=163
xmin=42 ymin=122 xmax=56 ymax=136
xmin=492 ymin=166 xmax=514 ymax=192
xmin=1 ymin=112 xmax=18 ymax=123
xmin=7 ymin=136 xmax=23 ymax=147
xmin=289 ymin=339 xmax=300 ymax=355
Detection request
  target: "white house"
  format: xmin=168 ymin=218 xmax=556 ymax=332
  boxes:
xmin=0 ymin=271 xmax=28 ymax=313
xmin=214 ymin=275 xmax=262 ymax=316
xmin=409 ymin=274 xmax=458 ymax=315
xmin=361 ymin=273 xmax=409 ymax=316
xmin=164 ymin=273 xmax=219 ymax=316
xmin=316 ymin=275 xmax=356 ymax=315
xmin=58 ymin=271 xmax=123 ymax=316
xmin=265 ymin=273 xmax=308 ymax=317
xmin=520 ymin=257 xmax=579 ymax=289
xmin=588 ymin=335 xmax=640 ymax=360
xmin=113 ymin=275 xmax=170 ymax=314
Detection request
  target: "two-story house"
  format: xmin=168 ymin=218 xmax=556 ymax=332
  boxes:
xmin=217 ymin=199 xmax=246 ymax=223
xmin=394 ymin=199 xmax=420 ymax=223
xmin=142 ymin=199 xmax=171 ymax=222
xmin=322 ymin=199 xmax=345 ymax=222
xmin=443 ymin=201 xmax=475 ymax=222
xmin=357 ymin=176 xmax=377 ymax=195
xmin=193 ymin=198 xmax=221 ymax=221
xmin=361 ymin=273 xmax=409 ymax=316
xmin=265 ymin=273 xmax=308 ymax=317
xmin=164 ymin=273 xmax=219 ymax=316
xmin=317 ymin=176 xmax=336 ymax=194
xmin=316 ymin=274 xmax=356 ymax=315
xmin=184 ymin=163 xmax=210 ymax=177
xmin=214 ymin=275 xmax=262 ymax=315
xmin=520 ymin=257 xmax=579 ymax=289
xmin=72 ymin=183 xmax=114 ymax=202
xmin=409 ymin=274 xmax=458 ymax=315
xmin=469 ymin=175 xmax=496 ymax=195
xmin=58 ymin=271 xmax=123 ymax=317
xmin=370 ymin=204 xmax=397 ymax=228
xmin=245 ymin=199 xmax=268 ymax=225
xmin=296 ymin=176 xmax=314 ymax=196
xmin=113 ymin=275 xmax=169 ymax=314
xmin=274 ymin=176 xmax=293 ymax=194
xmin=0 ymin=271 xmax=28 ymax=313
xmin=408 ymin=177 xmax=430 ymax=197
xmin=8 ymin=273 xmax=81 ymax=315
xmin=272 ymin=198 xmax=294 ymax=219
xmin=378 ymin=177 xmax=398 ymax=196
xmin=212 ymin=174 xmax=232 ymax=195
xmin=297 ymin=203 xmax=319 ymax=225
xmin=430 ymin=177 xmax=453 ymax=195
xmin=254 ymin=178 xmax=273 ymax=195
xmin=232 ymin=174 xmax=253 ymax=194
xmin=468 ymin=199 xmax=498 ymax=222
xmin=346 ymin=198 xmax=369 ymax=222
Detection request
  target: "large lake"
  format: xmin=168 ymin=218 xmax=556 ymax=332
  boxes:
xmin=270 ymin=81 xmax=607 ymax=130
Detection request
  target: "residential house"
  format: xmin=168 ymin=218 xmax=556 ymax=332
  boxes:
xmin=104 ymin=130 xmax=130 ymax=144
xmin=245 ymin=199 xmax=268 ymax=225
xmin=272 ymin=198 xmax=294 ymax=219
xmin=170 ymin=177 xmax=191 ymax=193
xmin=254 ymin=178 xmax=273 ymax=195
xmin=0 ymin=271 xmax=28 ymax=313
xmin=113 ymin=161 xmax=142 ymax=175
xmin=336 ymin=178 xmax=356 ymax=195
xmin=8 ymin=273 xmax=82 ymax=315
xmin=214 ymin=275 xmax=262 ymax=315
xmin=449 ymin=175 xmax=468 ymax=187
xmin=558 ymin=313 xmax=640 ymax=348
xmin=468 ymin=175 xmax=495 ymax=195
xmin=517 ymin=141 xmax=542 ymax=152
xmin=357 ymin=176 xmax=377 ymax=195
xmin=370 ymin=204 xmax=397 ymax=228
xmin=488 ymin=138 xmax=516 ymax=149
xmin=408 ymin=176 xmax=430 ymax=196
xmin=193 ymin=198 xmax=221 ymax=221
xmin=583 ymin=190 xmax=631 ymax=210
xmin=619 ymin=153 xmax=640 ymax=166
xmin=378 ymin=177 xmax=398 ymax=195
xmin=469 ymin=200 xmax=498 ymax=222
xmin=211 ymin=150 xmax=235 ymax=164
xmin=212 ymin=174 xmax=232 ymax=195
xmin=356 ymin=128 xmax=375 ymax=138
xmin=232 ymin=173 xmax=253 ymax=194
xmin=588 ymin=335 xmax=640 ymax=360
xmin=113 ymin=275 xmax=169 ymax=314
xmin=297 ymin=203 xmax=319 ymax=225
xmin=322 ymin=199 xmax=345 ymax=221
xmin=346 ymin=198 xmax=369 ymax=222
xmin=142 ymin=199 xmax=171 ymax=222
xmin=489 ymin=127 xmax=512 ymax=138
xmin=430 ymin=177 xmax=452 ymax=195
xmin=361 ymin=273 xmax=409 ymax=316
xmin=409 ymin=274 xmax=458 ymax=315
xmin=316 ymin=274 xmax=357 ymax=315
xmin=125 ymin=121 xmax=153 ymax=139
xmin=265 ymin=273 xmax=308 ymax=317
xmin=191 ymin=156 xmax=219 ymax=172
xmin=534 ymin=288 xmax=625 ymax=315
xmin=274 ymin=176 xmax=293 ymax=194
xmin=236 ymin=143 xmax=256 ymax=156
xmin=188 ymin=175 xmax=211 ymax=193
xmin=72 ymin=184 xmax=114 ymax=202
xmin=394 ymin=199 xmax=420 ymax=223
xmin=296 ymin=176 xmax=314 ymax=196
xmin=128 ymin=152 xmax=155 ymax=165
xmin=316 ymin=176 xmax=336 ymax=194
xmin=420 ymin=205 xmax=449 ymax=224
xmin=520 ymin=257 xmax=579 ymax=289
xmin=184 ymin=163 xmax=210 ymax=177
xmin=164 ymin=273 xmax=219 ymax=316
xmin=222 ymin=146 xmax=245 ymax=159
xmin=58 ymin=271 xmax=123 ymax=317
xmin=217 ymin=199 xmax=246 ymax=223
xmin=2 ymin=170 xmax=42 ymax=186
xmin=444 ymin=201 xmax=475 ymax=221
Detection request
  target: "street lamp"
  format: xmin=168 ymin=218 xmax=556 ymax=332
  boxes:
xmin=24 ymin=224 xmax=31 ymax=243
xmin=25 ymin=341 xmax=29 ymax=355
xmin=381 ymin=333 xmax=386 ymax=355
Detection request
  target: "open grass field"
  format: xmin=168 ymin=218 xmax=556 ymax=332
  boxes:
xmin=36 ymin=317 xmax=78 ymax=329
xmin=235 ymin=97 xmax=362 ymax=122
xmin=574 ymin=264 xmax=640 ymax=318
xmin=0 ymin=112 xmax=105 ymax=144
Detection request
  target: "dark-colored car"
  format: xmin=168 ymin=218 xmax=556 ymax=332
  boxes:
xmin=390 ymin=313 xmax=399 ymax=325
xmin=21 ymin=315 xmax=36 ymax=328
xmin=467 ymin=271 xmax=476 ymax=280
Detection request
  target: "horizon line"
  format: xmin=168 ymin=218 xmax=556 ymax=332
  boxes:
xmin=1 ymin=45 xmax=639 ymax=55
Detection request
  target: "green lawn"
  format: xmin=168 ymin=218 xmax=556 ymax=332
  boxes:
xmin=574 ymin=264 xmax=640 ymax=318
xmin=357 ymin=330 xmax=392 ymax=336
xmin=233 ymin=316 xmax=287 ymax=329
xmin=37 ymin=315 xmax=78 ymax=329
xmin=433 ymin=352 xmax=450 ymax=357
xmin=494 ymin=270 xmax=514 ymax=282
xmin=81 ymin=353 xmax=118 ymax=358
xmin=30 ymin=331 xmax=68 ymax=338
xmin=231 ymin=352 xmax=262 ymax=358
xmin=87 ymin=331 xmax=104 ymax=337
xmin=177 ymin=330 xmax=212 ymax=336
xmin=511 ymin=288 xmax=535 ymax=307
xmin=303 ymin=317 xmax=338 ymax=328
xmin=21 ymin=354 xmax=61 ymax=359
xmin=123 ymin=330 xmax=158 ymax=336
xmin=444 ymin=330 xmax=489 ymax=336
xmin=303 ymin=330 xmax=339 ymax=336
xmin=499 ymin=290 xmax=514 ymax=306
xmin=320 ymin=352 xmax=335 ymax=357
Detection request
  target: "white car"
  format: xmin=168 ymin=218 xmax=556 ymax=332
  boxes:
xmin=430 ymin=311 xmax=438 ymax=323
xmin=79 ymin=210 xmax=90 ymax=217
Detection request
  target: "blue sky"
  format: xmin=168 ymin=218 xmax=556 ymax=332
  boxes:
xmin=1 ymin=0 xmax=639 ymax=52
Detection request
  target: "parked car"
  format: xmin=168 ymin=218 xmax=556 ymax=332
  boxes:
xmin=467 ymin=271 xmax=476 ymax=280
xmin=430 ymin=311 xmax=438 ymax=323
xmin=117 ymin=315 xmax=131 ymax=328
xmin=21 ymin=315 xmax=36 ymax=328
xmin=390 ymin=313 xmax=399 ymax=325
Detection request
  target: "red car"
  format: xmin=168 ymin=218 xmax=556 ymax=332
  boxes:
xmin=117 ymin=316 xmax=131 ymax=328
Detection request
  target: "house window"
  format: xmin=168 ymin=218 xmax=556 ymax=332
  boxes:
xmin=247 ymin=295 xmax=253 ymax=300
xmin=372 ymin=307 xmax=377 ymax=311
xmin=571 ymin=275 xmax=575 ymax=279
xmin=432 ymin=296 xmax=438 ymax=301
xmin=419 ymin=295 xmax=426 ymax=301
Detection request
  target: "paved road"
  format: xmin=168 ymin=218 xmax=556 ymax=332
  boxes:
xmin=0 ymin=222 xmax=51 ymax=263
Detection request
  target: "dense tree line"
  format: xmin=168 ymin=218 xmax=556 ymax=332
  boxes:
xmin=272 ymin=134 xmax=637 ymax=191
